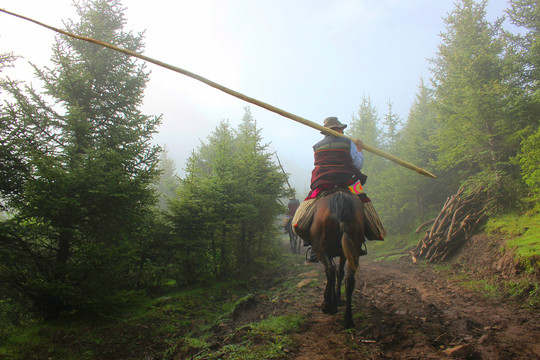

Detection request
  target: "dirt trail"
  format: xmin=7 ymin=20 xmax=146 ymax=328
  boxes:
xmin=287 ymin=256 xmax=540 ymax=360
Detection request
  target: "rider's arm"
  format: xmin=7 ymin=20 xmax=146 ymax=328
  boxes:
xmin=350 ymin=139 xmax=364 ymax=170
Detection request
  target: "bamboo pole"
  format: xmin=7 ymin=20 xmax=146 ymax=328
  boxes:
xmin=1 ymin=8 xmax=437 ymax=179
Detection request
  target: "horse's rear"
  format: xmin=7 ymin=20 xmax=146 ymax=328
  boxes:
xmin=310 ymin=189 xmax=364 ymax=328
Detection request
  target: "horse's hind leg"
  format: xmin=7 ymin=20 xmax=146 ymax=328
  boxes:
xmin=294 ymin=233 xmax=301 ymax=254
xmin=319 ymin=254 xmax=338 ymax=315
xmin=336 ymin=256 xmax=345 ymax=306
xmin=344 ymin=265 xmax=356 ymax=329
xmin=289 ymin=231 xmax=295 ymax=253
xmin=287 ymin=224 xmax=297 ymax=254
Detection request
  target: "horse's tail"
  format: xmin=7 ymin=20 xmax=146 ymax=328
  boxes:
xmin=329 ymin=192 xmax=359 ymax=272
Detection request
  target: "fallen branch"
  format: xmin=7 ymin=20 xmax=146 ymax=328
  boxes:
xmin=415 ymin=219 xmax=435 ymax=234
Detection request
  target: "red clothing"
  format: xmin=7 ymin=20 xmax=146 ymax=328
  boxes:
xmin=310 ymin=136 xmax=363 ymax=190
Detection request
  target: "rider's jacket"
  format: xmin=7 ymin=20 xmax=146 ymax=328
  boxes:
xmin=310 ymin=135 xmax=365 ymax=190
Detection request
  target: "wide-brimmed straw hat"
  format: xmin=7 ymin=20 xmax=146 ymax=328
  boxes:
xmin=321 ymin=116 xmax=347 ymax=133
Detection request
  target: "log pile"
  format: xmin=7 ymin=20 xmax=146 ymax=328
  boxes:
xmin=412 ymin=186 xmax=488 ymax=263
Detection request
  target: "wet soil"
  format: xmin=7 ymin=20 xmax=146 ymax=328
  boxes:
xmin=219 ymin=236 xmax=540 ymax=360
xmin=284 ymin=260 xmax=539 ymax=359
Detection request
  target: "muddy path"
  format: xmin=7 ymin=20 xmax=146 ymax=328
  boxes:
xmin=285 ymin=256 xmax=539 ymax=360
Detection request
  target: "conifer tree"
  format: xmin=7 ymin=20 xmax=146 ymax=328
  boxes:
xmin=506 ymin=0 xmax=540 ymax=109
xmin=167 ymin=108 xmax=287 ymax=280
xmin=505 ymin=0 xmax=540 ymax=200
xmin=348 ymin=93 xmax=381 ymax=176
xmin=234 ymin=107 xmax=287 ymax=262
xmin=392 ymin=78 xmax=446 ymax=228
xmin=156 ymin=145 xmax=179 ymax=210
xmin=429 ymin=0 xmax=512 ymax=194
xmin=381 ymin=100 xmax=401 ymax=153
xmin=0 ymin=0 xmax=160 ymax=318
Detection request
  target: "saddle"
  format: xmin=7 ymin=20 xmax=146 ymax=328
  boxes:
xmin=292 ymin=187 xmax=347 ymax=242
xmin=292 ymin=186 xmax=386 ymax=242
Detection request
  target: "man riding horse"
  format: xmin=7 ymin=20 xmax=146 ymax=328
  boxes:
xmin=295 ymin=117 xmax=372 ymax=247
xmin=311 ymin=117 xmax=366 ymax=195
xmin=293 ymin=116 xmax=383 ymax=328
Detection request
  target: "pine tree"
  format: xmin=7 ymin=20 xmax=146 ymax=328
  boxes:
xmin=399 ymin=77 xmax=437 ymax=169
xmin=429 ymin=0 xmax=512 ymax=194
xmin=392 ymin=78 xmax=447 ymax=229
xmin=348 ymin=93 xmax=381 ymax=175
xmin=505 ymin=0 xmax=540 ymax=200
xmin=381 ymin=100 xmax=401 ymax=153
xmin=0 ymin=0 xmax=160 ymax=318
xmin=167 ymin=108 xmax=287 ymax=280
xmin=167 ymin=120 xmax=238 ymax=281
xmin=506 ymin=0 xmax=540 ymax=105
xmin=234 ymin=107 xmax=288 ymax=263
xmin=155 ymin=145 xmax=179 ymax=210
xmin=0 ymin=53 xmax=27 ymax=207
xmin=348 ymin=93 xmax=380 ymax=148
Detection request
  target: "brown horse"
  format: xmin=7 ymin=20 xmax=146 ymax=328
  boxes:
xmin=309 ymin=189 xmax=365 ymax=329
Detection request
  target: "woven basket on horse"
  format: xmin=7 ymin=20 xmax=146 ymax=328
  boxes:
xmin=358 ymin=193 xmax=386 ymax=241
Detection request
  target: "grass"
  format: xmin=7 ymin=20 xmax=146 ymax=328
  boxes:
xmin=486 ymin=202 xmax=540 ymax=274
xmin=249 ymin=314 xmax=304 ymax=334
xmin=460 ymin=279 xmax=501 ymax=299
xmin=0 ymin=276 xmax=253 ymax=359
xmin=191 ymin=315 xmax=305 ymax=360
xmin=503 ymin=280 xmax=539 ymax=307
xmin=3 ymin=205 xmax=537 ymax=358
xmin=0 ymin=240 xmax=311 ymax=360
xmin=370 ymin=200 xmax=540 ymax=307
xmin=368 ymin=231 xmax=419 ymax=261
xmin=0 ymin=281 xmax=245 ymax=360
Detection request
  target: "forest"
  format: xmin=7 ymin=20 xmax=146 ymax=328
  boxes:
xmin=0 ymin=0 xmax=538 ymax=358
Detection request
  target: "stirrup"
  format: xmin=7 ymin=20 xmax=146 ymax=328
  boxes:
xmin=359 ymin=243 xmax=368 ymax=256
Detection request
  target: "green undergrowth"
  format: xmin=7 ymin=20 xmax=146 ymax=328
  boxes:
xmin=482 ymin=203 xmax=540 ymax=307
xmin=0 ymin=281 xmax=246 ymax=359
xmin=486 ymin=202 xmax=540 ymax=275
xmin=456 ymin=276 xmax=501 ymax=299
xmin=447 ymin=270 xmax=539 ymax=307
xmin=0 ymin=242 xmax=308 ymax=360
xmin=367 ymin=232 xmax=419 ymax=261
xmin=191 ymin=314 xmax=305 ymax=360
xmin=370 ymin=201 xmax=539 ymax=307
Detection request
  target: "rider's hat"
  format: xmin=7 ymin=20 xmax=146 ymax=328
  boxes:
xmin=322 ymin=117 xmax=347 ymax=133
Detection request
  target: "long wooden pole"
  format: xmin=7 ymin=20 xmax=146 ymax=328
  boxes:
xmin=1 ymin=8 xmax=437 ymax=179
xmin=274 ymin=152 xmax=293 ymax=193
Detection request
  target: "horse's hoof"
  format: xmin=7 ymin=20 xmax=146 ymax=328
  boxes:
xmin=322 ymin=304 xmax=338 ymax=315
xmin=323 ymin=309 xmax=339 ymax=315
xmin=344 ymin=320 xmax=355 ymax=329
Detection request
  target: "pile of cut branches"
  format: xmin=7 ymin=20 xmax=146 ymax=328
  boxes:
xmin=412 ymin=186 xmax=489 ymax=263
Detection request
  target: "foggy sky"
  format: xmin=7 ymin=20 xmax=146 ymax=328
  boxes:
xmin=0 ymin=0 xmax=510 ymax=196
